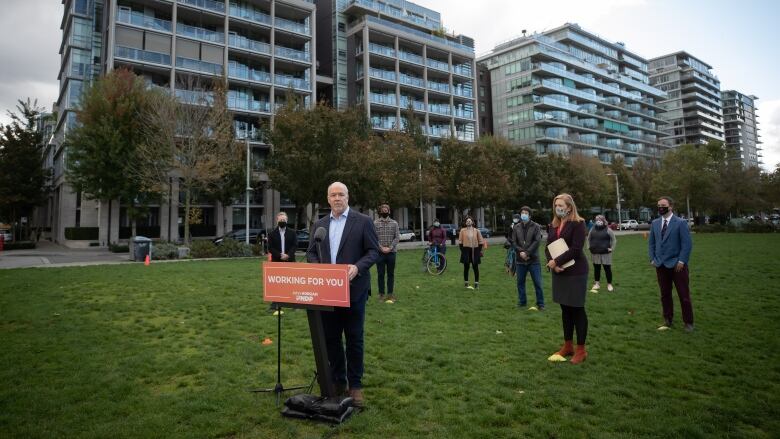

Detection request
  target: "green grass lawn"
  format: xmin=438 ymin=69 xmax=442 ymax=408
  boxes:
xmin=1 ymin=234 xmax=779 ymax=438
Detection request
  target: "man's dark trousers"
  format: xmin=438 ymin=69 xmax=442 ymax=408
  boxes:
xmin=656 ymin=265 xmax=694 ymax=324
xmin=321 ymin=296 xmax=366 ymax=389
xmin=376 ymin=252 xmax=396 ymax=295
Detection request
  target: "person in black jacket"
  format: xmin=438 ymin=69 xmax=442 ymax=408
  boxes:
xmin=268 ymin=212 xmax=297 ymax=262
xmin=545 ymin=194 xmax=590 ymax=365
xmin=511 ymin=206 xmax=545 ymax=310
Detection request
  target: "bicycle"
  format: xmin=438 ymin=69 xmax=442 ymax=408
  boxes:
xmin=504 ymin=241 xmax=516 ymax=277
xmin=421 ymin=244 xmax=447 ymax=275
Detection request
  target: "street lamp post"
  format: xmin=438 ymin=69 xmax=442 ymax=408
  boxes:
xmin=246 ymin=139 xmax=253 ymax=245
xmin=606 ymin=173 xmax=621 ymax=227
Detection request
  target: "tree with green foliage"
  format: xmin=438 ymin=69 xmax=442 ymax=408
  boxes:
xmin=0 ymin=99 xmax=52 ymax=241
xmin=652 ymin=144 xmax=717 ymax=218
xmin=631 ymin=157 xmax=660 ymax=208
xmin=65 ymin=68 xmax=155 ymax=241
xmin=608 ymin=156 xmax=640 ymax=210
xmin=266 ymin=101 xmax=370 ymax=226
xmin=135 ymin=79 xmax=241 ymax=244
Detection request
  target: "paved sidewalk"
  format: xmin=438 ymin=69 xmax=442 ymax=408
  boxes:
xmin=0 ymin=240 xmax=132 ymax=270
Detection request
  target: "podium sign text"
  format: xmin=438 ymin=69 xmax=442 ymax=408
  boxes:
xmin=263 ymin=262 xmax=351 ymax=307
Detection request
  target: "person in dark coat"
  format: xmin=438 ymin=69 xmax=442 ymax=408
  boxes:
xmin=545 ymin=193 xmax=590 ymax=365
xmin=268 ymin=212 xmax=298 ymax=262
xmin=511 ymin=206 xmax=544 ymax=310
xmin=587 ymin=214 xmax=616 ymax=292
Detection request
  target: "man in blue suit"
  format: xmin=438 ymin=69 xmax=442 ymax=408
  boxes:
xmin=306 ymin=182 xmax=379 ymax=407
xmin=648 ymin=196 xmax=694 ymax=332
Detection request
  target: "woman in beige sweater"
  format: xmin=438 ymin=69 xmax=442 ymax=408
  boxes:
xmin=458 ymin=216 xmax=486 ymax=289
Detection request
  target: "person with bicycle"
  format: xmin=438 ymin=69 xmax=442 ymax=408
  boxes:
xmin=428 ymin=219 xmax=448 ymax=255
xmin=459 ymin=216 xmax=486 ymax=289
xmin=511 ymin=206 xmax=545 ymax=310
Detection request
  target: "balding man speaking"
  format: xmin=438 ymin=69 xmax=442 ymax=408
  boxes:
xmin=306 ymin=182 xmax=379 ymax=407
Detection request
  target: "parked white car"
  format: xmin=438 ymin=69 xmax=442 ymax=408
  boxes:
xmin=399 ymin=229 xmax=417 ymax=242
xmin=619 ymin=220 xmax=639 ymax=231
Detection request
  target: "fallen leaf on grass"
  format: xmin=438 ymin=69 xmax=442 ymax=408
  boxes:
xmin=495 ymin=330 xmax=503 ymax=335
xmin=261 ymin=338 xmax=273 ymax=346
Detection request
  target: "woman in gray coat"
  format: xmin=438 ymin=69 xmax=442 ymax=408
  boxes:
xmin=587 ymin=215 xmax=616 ymax=292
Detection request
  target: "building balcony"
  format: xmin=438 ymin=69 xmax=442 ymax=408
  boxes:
xmin=228 ymin=4 xmax=271 ymax=26
xmin=177 ymin=23 xmax=224 ymax=43
xmin=115 ymin=46 xmax=171 ymax=65
xmin=275 ymin=17 xmax=310 ymax=36
xmin=452 ymin=87 xmax=472 ymax=98
xmin=228 ymin=63 xmax=271 ymax=84
xmin=399 ymin=50 xmax=423 ymax=65
xmin=274 ymin=74 xmax=310 ymax=91
xmin=368 ymin=68 xmax=397 ymax=82
xmin=176 ymin=57 xmax=223 ymax=75
xmin=426 ymin=58 xmax=449 ymax=72
xmin=399 ymin=97 xmax=425 ymax=111
xmin=453 ymin=108 xmax=474 ymax=119
xmin=178 ymin=0 xmax=225 ymax=14
xmin=369 ymin=93 xmax=397 ymax=107
xmin=452 ymin=64 xmax=472 ymax=77
xmin=428 ymin=104 xmax=451 ymax=116
xmin=116 ymin=9 xmax=172 ymax=32
xmin=274 ymin=46 xmax=310 ymax=63
xmin=175 ymin=89 xmax=214 ymax=105
xmin=229 ymin=97 xmax=271 ymax=113
xmin=427 ymin=81 xmax=450 ymax=94
xmin=343 ymin=0 xmax=440 ymax=31
xmin=228 ymin=34 xmax=271 ymax=55
xmin=371 ymin=117 xmax=398 ymax=130
xmin=399 ymin=73 xmax=424 ymax=88
xmin=368 ymin=42 xmax=395 ymax=58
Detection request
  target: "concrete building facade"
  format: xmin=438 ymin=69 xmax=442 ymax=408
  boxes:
xmin=721 ymin=90 xmax=762 ymax=168
xmin=648 ymin=51 xmax=723 ymax=147
xmin=477 ymin=23 xmax=669 ymax=166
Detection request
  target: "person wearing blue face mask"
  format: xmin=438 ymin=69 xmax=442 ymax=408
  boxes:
xmin=510 ymin=206 xmax=544 ymax=310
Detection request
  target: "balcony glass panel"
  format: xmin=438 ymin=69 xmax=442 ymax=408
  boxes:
xmin=370 ymin=93 xmax=397 ymax=106
xmin=177 ymin=23 xmax=224 ymax=43
xmin=117 ymin=9 xmax=172 ymax=32
xmin=115 ymin=46 xmax=172 ymax=65
xmin=228 ymin=34 xmax=270 ymax=54
xmin=175 ymin=89 xmax=214 ymax=105
xmin=426 ymin=58 xmax=449 ymax=72
xmin=275 ymin=17 xmax=309 ymax=35
xmin=428 ymin=81 xmax=449 ymax=93
xmin=399 ymin=73 xmax=424 ymax=88
xmin=369 ymin=42 xmax=395 ymax=57
xmin=229 ymin=4 xmax=271 ymax=25
xmin=176 ymin=57 xmax=223 ymax=75
xmin=178 ymin=0 xmax=225 ymax=13
xmin=369 ymin=68 xmax=396 ymax=81
xmin=399 ymin=51 xmax=423 ymax=65
xmin=228 ymin=62 xmax=271 ymax=83
xmin=274 ymin=74 xmax=310 ymax=90
xmin=274 ymin=46 xmax=311 ymax=62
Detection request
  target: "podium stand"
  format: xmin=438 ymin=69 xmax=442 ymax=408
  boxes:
xmin=261 ymin=262 xmax=351 ymax=398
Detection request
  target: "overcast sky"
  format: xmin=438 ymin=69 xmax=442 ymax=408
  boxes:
xmin=1 ymin=0 xmax=778 ymax=170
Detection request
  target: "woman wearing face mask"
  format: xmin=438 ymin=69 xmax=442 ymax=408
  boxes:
xmin=587 ymin=214 xmax=616 ymax=292
xmin=458 ymin=215 xmax=486 ymax=289
xmin=545 ymin=194 xmax=590 ymax=364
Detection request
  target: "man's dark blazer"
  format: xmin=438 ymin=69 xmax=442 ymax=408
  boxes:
xmin=268 ymin=227 xmax=298 ymax=262
xmin=306 ymin=208 xmax=380 ymax=302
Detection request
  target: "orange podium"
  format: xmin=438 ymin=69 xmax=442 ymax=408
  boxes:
xmin=261 ymin=262 xmax=351 ymax=398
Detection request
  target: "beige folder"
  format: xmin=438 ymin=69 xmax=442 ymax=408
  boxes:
xmin=547 ymin=238 xmax=575 ymax=269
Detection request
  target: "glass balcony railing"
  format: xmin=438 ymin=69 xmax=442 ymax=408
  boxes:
xmin=275 ymin=17 xmax=309 ymax=35
xmin=229 ymin=4 xmax=271 ymax=26
xmin=176 ymin=57 xmax=223 ymax=75
xmin=426 ymin=58 xmax=449 ymax=72
xmin=177 ymin=23 xmax=224 ymax=43
xmin=363 ymin=16 xmax=473 ymax=54
xmin=369 ymin=68 xmax=396 ymax=81
xmin=428 ymin=104 xmax=451 ymax=116
xmin=427 ymin=81 xmax=450 ymax=94
xmin=178 ymin=0 xmax=225 ymax=14
xmin=274 ymin=46 xmax=310 ymax=62
xmin=274 ymin=74 xmax=310 ymax=90
xmin=426 ymin=125 xmax=451 ymax=138
xmin=399 ymin=51 xmax=423 ymax=65
xmin=115 ymin=46 xmax=171 ymax=65
xmin=452 ymin=87 xmax=473 ymax=98
xmin=452 ymin=65 xmax=472 ymax=77
xmin=368 ymin=43 xmax=395 ymax=57
xmin=399 ymin=98 xmax=425 ymax=111
xmin=235 ymin=127 xmax=265 ymax=142
xmin=370 ymin=93 xmax=396 ymax=106
xmin=371 ymin=117 xmax=398 ymax=130
xmin=228 ymin=63 xmax=271 ymax=83
xmin=453 ymin=108 xmax=474 ymax=119
xmin=116 ymin=9 xmax=172 ymax=32
xmin=456 ymin=131 xmax=475 ymax=141
xmin=228 ymin=34 xmax=271 ymax=55
xmin=228 ymin=97 xmax=271 ymax=112
xmin=175 ymin=89 xmax=214 ymax=105
xmin=343 ymin=0 xmax=440 ymax=31
xmin=399 ymin=73 xmax=424 ymax=88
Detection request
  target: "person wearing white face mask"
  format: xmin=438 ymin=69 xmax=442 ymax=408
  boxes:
xmin=587 ymin=214 xmax=616 ymax=292
xmin=458 ymin=215 xmax=486 ymax=289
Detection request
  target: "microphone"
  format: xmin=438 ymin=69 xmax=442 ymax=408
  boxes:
xmin=313 ymin=227 xmax=327 ymax=263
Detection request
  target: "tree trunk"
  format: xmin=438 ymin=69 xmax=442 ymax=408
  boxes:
xmin=107 ymin=199 xmax=112 ymax=246
xmin=686 ymin=194 xmax=692 ymax=220
xmin=184 ymin=188 xmax=192 ymax=245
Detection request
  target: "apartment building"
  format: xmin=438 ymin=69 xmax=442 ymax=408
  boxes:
xmin=721 ymin=90 xmax=762 ymax=168
xmin=52 ymin=0 xmax=316 ymax=246
xmin=648 ymin=51 xmax=724 ymax=147
xmin=477 ymin=23 xmax=669 ymax=166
